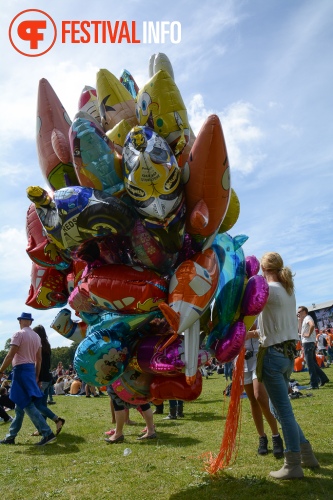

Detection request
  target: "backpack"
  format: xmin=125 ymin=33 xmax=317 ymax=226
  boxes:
xmin=322 ymin=336 xmax=328 ymax=347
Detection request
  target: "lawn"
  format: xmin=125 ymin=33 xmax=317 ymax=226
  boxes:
xmin=0 ymin=369 xmax=332 ymax=500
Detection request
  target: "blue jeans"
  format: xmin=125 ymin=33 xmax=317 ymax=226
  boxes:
xmin=262 ymin=346 xmax=308 ymax=452
xmin=6 ymin=402 xmax=53 ymax=440
xmin=303 ymin=342 xmax=329 ymax=388
xmin=39 ymin=382 xmax=58 ymax=422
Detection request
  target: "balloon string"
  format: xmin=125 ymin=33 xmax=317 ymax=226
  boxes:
xmin=204 ymin=346 xmax=245 ymax=474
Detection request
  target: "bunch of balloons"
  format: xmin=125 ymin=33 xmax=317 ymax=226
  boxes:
xmin=25 ymin=53 xmax=269 ymax=405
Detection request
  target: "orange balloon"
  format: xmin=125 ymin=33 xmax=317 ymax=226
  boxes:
xmin=36 ymin=78 xmax=78 ymax=190
xmin=184 ymin=114 xmax=231 ymax=238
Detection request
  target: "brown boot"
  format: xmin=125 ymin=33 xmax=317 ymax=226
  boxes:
xmin=269 ymin=451 xmax=304 ymax=480
xmin=300 ymin=442 xmax=320 ymax=468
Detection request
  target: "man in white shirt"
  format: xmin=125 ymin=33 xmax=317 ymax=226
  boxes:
xmin=298 ymin=306 xmax=329 ymax=389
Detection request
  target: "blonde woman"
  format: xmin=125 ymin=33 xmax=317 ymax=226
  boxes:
xmin=256 ymin=252 xmax=319 ymax=479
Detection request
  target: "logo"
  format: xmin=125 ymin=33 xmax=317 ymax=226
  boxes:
xmin=9 ymin=9 xmax=57 ymax=57
xmin=9 ymin=11 xmax=182 ymax=56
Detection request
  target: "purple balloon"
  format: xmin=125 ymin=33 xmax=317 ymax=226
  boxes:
xmin=214 ymin=320 xmax=246 ymax=363
xmin=136 ymin=334 xmax=210 ymax=375
xmin=241 ymin=275 xmax=269 ymax=316
xmin=245 ymin=255 xmax=260 ymax=278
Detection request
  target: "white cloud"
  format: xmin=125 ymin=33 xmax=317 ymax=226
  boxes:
xmin=187 ymin=94 xmax=265 ymax=174
xmin=0 ymin=227 xmax=29 ymax=283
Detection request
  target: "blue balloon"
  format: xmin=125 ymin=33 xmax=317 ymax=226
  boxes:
xmin=74 ymin=330 xmax=130 ymax=386
xmin=206 ymin=233 xmax=248 ymax=348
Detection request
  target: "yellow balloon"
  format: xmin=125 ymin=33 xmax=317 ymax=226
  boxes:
xmin=136 ymin=70 xmax=190 ymax=156
xmin=96 ymin=69 xmax=137 ymax=132
xmin=219 ymin=188 xmax=240 ymax=233
xmin=106 ymin=119 xmax=133 ymax=150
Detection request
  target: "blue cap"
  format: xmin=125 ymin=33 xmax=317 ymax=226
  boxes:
xmin=17 ymin=312 xmax=34 ymax=321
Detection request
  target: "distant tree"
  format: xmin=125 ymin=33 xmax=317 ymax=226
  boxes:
xmin=0 ymin=339 xmax=12 ymax=373
xmin=50 ymin=342 xmax=80 ymax=371
xmin=0 ymin=350 xmax=8 ymax=367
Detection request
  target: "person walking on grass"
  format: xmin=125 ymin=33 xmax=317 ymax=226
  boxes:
xmin=256 ymin=253 xmax=319 ymax=480
xmin=0 ymin=313 xmax=56 ymax=446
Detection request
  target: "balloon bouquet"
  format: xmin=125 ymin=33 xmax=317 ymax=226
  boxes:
xmin=25 ymin=53 xmax=269 ymax=468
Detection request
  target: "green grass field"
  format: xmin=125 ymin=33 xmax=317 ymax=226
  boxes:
xmin=0 ymin=369 xmax=332 ymax=500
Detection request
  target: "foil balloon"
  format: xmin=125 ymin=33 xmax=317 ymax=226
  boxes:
xmin=240 ymin=275 xmax=269 ymax=316
xmin=26 ymin=203 xmax=71 ymax=270
xmin=26 ymin=262 xmax=68 ymax=310
xmin=207 ymin=233 xmax=248 ymax=344
xmin=135 ymin=70 xmax=190 ymax=156
xmin=131 ymin=218 xmax=177 ymax=273
xmin=50 ymin=308 xmax=87 ymax=342
xmin=78 ymin=85 xmax=101 ymax=123
xmin=36 ymin=78 xmax=78 ymax=190
xmin=111 ymin=364 xmax=153 ymax=405
xmin=150 ymin=370 xmax=202 ymax=401
xmin=148 ymin=54 xmax=194 ymax=167
xmin=140 ymin=198 xmax=186 ymax=254
xmin=122 ymin=125 xmax=183 ymax=220
xmin=136 ymin=333 xmax=210 ymax=375
xmin=245 ymin=255 xmax=260 ymax=278
xmin=218 ymin=188 xmax=240 ymax=234
xmin=160 ymin=248 xmax=219 ymax=333
xmin=66 ymin=259 xmax=87 ymax=295
xmin=183 ymin=114 xmax=231 ymax=239
xmin=27 ymin=185 xmax=135 ymax=250
xmin=77 ymin=264 xmax=168 ymax=314
xmin=120 ymin=69 xmax=139 ymax=98
xmin=214 ymin=320 xmax=246 ymax=363
xmin=68 ymin=285 xmax=101 ymax=315
xmin=96 ymin=68 xmax=137 ymax=131
xmin=74 ymin=330 xmax=130 ymax=386
xmin=105 ymin=121 xmax=132 ymax=151
xmin=69 ymin=111 xmax=124 ymax=195
xmin=148 ymin=52 xmax=175 ymax=80
xmin=85 ymin=309 xmax=161 ymax=338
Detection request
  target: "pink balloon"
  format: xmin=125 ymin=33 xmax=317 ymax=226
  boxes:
xmin=111 ymin=367 xmax=153 ymax=405
xmin=215 ymin=320 xmax=246 ymax=363
xmin=245 ymin=255 xmax=260 ymax=278
xmin=241 ymin=275 xmax=269 ymax=316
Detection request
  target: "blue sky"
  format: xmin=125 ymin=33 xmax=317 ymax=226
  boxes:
xmin=0 ymin=0 xmax=332 ymax=349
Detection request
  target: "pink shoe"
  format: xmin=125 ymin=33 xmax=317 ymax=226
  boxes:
xmin=105 ymin=428 xmax=116 ymax=436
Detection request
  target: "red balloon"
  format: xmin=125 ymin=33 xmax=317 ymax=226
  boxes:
xmin=150 ymin=371 xmax=202 ymax=401
xmin=26 ymin=203 xmax=70 ymax=270
xmin=26 ymin=262 xmax=68 ymax=310
xmin=78 ymin=264 xmax=168 ymax=314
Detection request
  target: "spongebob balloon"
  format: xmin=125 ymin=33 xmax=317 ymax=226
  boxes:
xmin=135 ymin=70 xmax=190 ymax=156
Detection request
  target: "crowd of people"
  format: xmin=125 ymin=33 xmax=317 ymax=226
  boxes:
xmin=0 ymin=255 xmax=331 ymax=480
